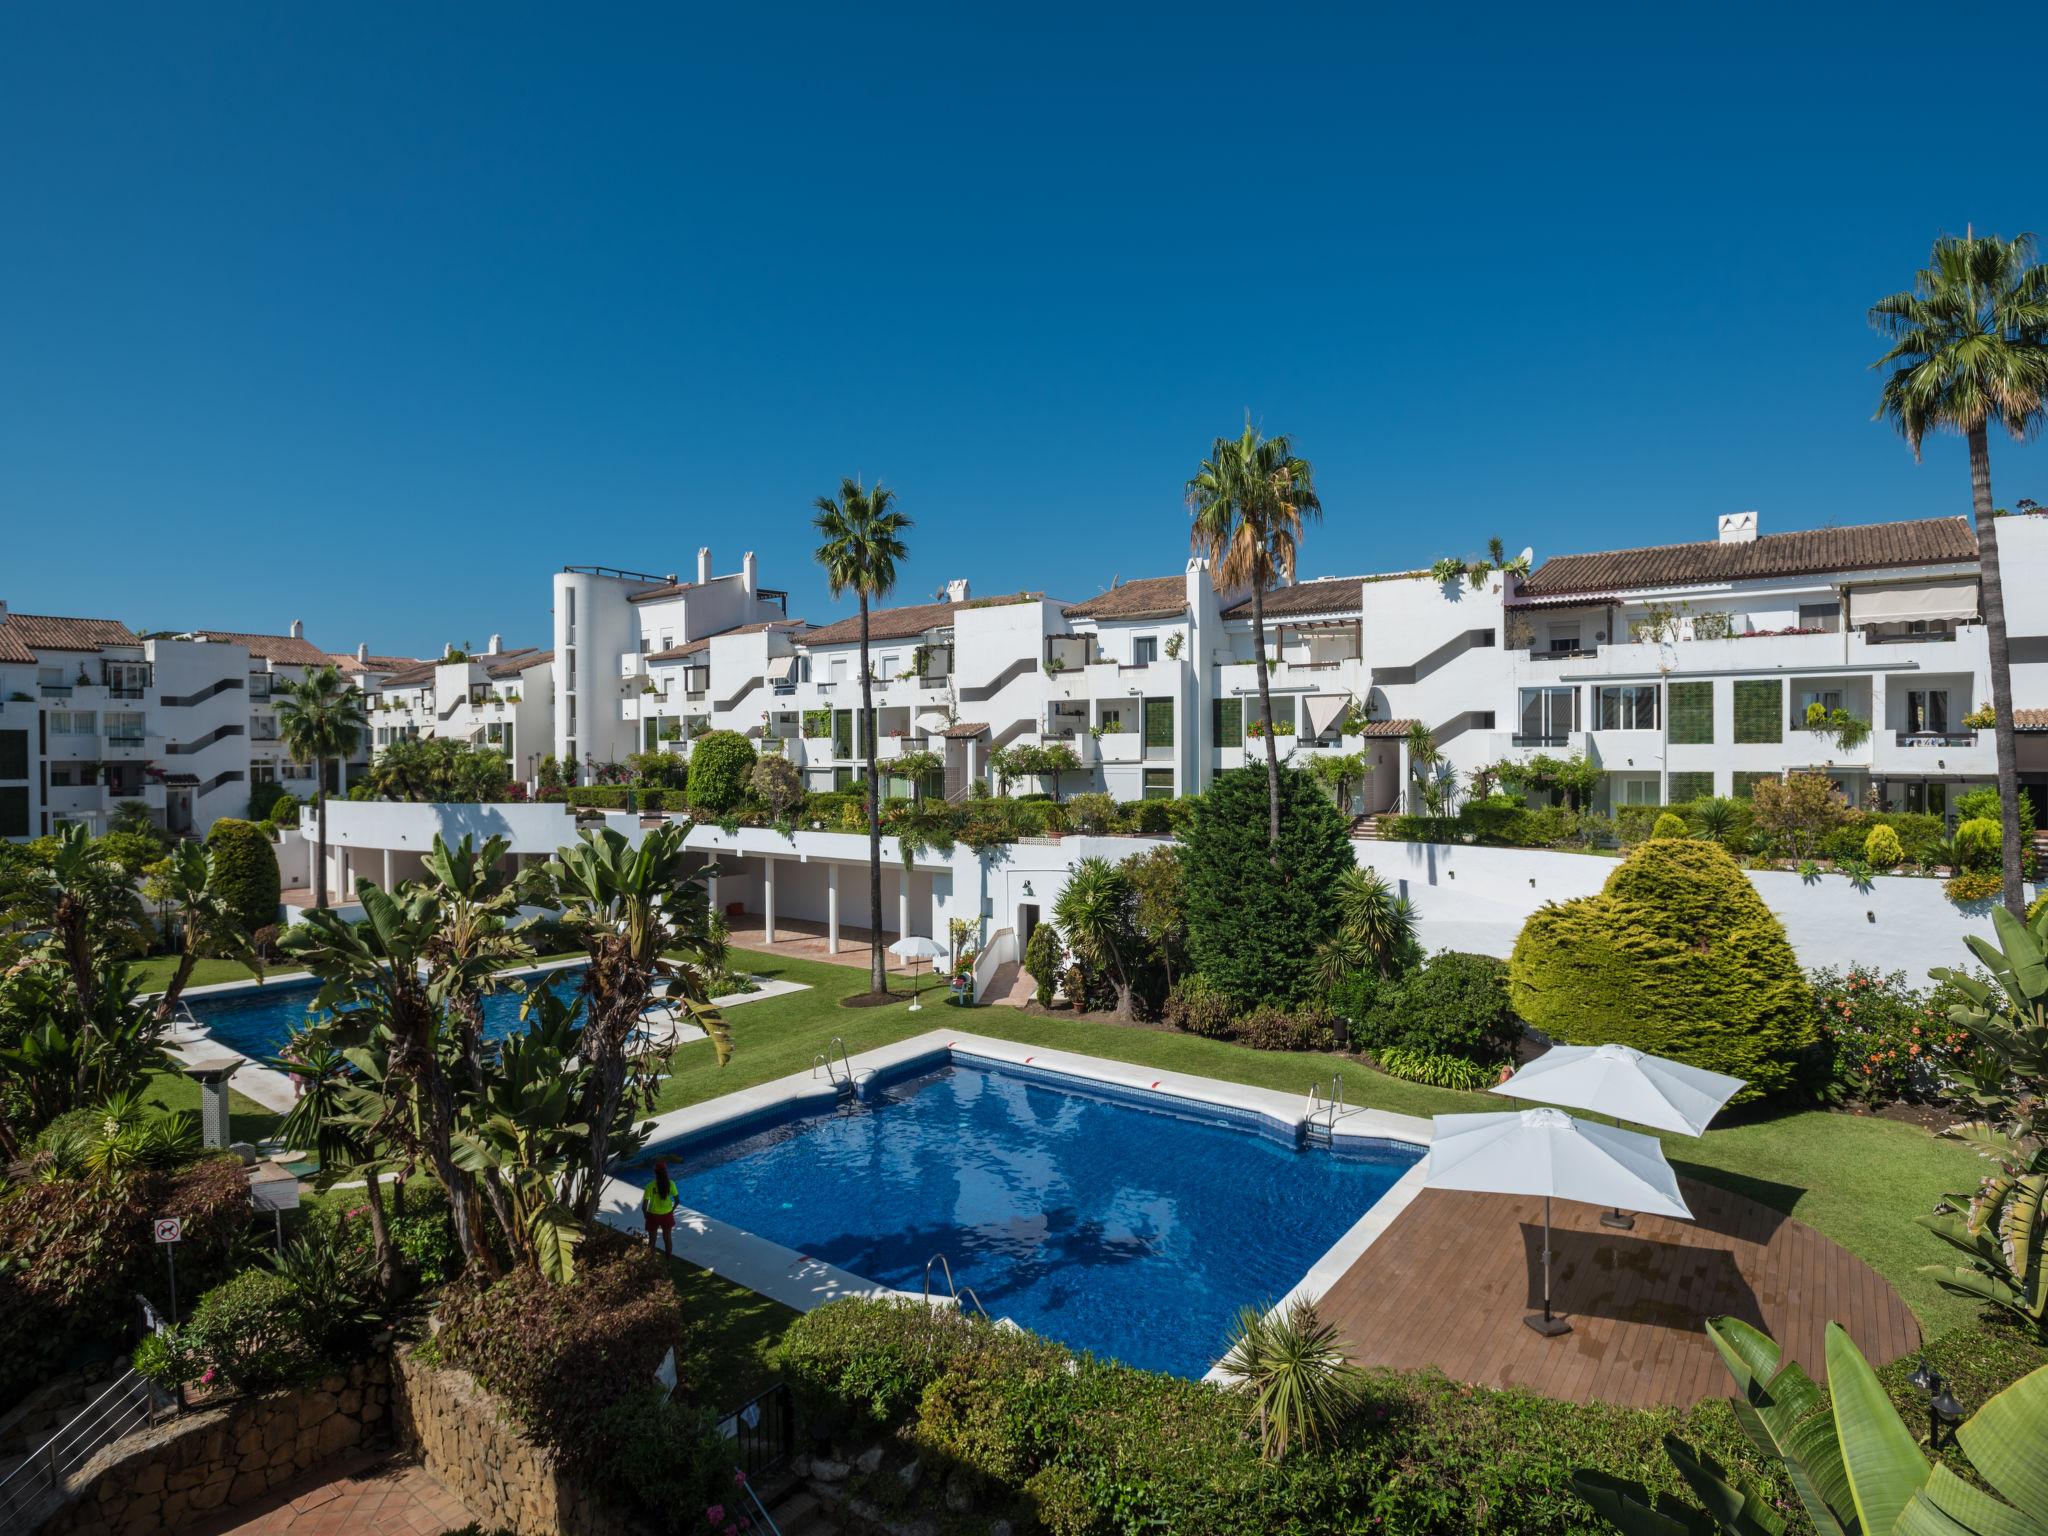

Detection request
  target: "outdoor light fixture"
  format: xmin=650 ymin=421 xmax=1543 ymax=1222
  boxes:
xmin=1905 ymin=1359 xmax=1965 ymax=1449
xmin=1021 ymin=881 xmax=1034 ymax=897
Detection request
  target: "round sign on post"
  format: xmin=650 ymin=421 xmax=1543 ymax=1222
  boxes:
xmin=154 ymin=1217 xmax=183 ymax=1245
xmin=155 ymin=1217 xmax=184 ymax=1326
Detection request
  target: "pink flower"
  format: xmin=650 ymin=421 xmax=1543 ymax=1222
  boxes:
xmin=202 ymin=1369 xmax=216 ymax=1384
xmin=724 ymin=1526 xmax=737 ymax=1536
xmin=705 ymin=1505 xmax=725 ymax=1525
xmin=733 ymin=1470 xmax=747 ymax=1487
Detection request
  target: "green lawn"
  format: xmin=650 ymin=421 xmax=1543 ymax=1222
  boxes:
xmin=130 ymin=953 xmax=276 ymax=993
xmin=670 ymin=948 xmax=1988 ymax=1340
xmin=137 ymin=1067 xmax=284 ymax=1146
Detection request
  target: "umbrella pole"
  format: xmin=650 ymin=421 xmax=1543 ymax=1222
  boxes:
xmin=1524 ymin=1195 xmax=1571 ymax=1337
xmin=1601 ymin=1114 xmax=1635 ymax=1230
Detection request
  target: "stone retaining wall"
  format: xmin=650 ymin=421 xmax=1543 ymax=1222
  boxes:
xmin=42 ymin=1357 xmax=388 ymax=1536
xmin=390 ymin=1347 xmax=640 ymax=1536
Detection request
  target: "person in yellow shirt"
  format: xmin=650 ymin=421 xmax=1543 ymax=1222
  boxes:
xmin=641 ymin=1159 xmax=679 ymax=1257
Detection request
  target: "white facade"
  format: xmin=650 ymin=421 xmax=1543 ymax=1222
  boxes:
xmin=552 ymin=549 xmax=789 ymax=777
xmin=367 ymin=639 xmax=556 ymax=782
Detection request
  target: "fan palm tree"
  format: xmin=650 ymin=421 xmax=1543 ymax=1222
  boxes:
xmin=276 ymin=664 xmax=368 ymax=910
xmin=1188 ymin=424 xmax=1321 ymax=850
xmin=142 ymin=841 xmax=264 ymax=1025
xmin=1317 ymin=867 xmax=1420 ymax=985
xmin=813 ymin=477 xmax=913 ymax=997
xmin=1051 ymin=856 xmax=1136 ymax=1018
xmin=1871 ymin=231 xmax=2048 ymax=918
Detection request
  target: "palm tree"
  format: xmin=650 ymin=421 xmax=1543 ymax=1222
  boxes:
xmin=1871 ymin=231 xmax=2048 ymax=918
xmin=1404 ymin=721 xmax=1444 ymax=815
xmin=276 ymin=663 xmax=368 ymax=910
xmin=1317 ymin=867 xmax=1420 ymax=986
xmin=1188 ymin=424 xmax=1321 ymax=849
xmin=1051 ymin=856 xmax=1136 ymax=1018
xmin=813 ymin=477 xmax=913 ymax=996
xmin=141 ymin=841 xmax=263 ymax=1025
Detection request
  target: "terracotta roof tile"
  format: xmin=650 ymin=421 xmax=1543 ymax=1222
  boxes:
xmin=802 ymin=593 xmax=1040 ymax=648
xmin=647 ymin=620 xmax=806 ymax=663
xmin=486 ymin=648 xmax=551 ymax=678
xmin=1517 ymin=517 xmax=1977 ymax=600
xmin=1223 ymin=578 xmax=1364 ymax=620
xmin=1062 ymin=575 xmax=1187 ymax=621
xmin=1354 ymin=717 xmax=1418 ymax=738
xmin=191 ymin=630 xmax=333 ymax=667
xmin=627 ymin=580 xmax=695 ymax=604
xmin=940 ymin=721 xmax=987 ymax=738
xmin=329 ymin=651 xmax=427 ymax=675
xmin=0 ymin=612 xmax=140 ymax=660
xmin=2016 ymin=708 xmax=2048 ymax=732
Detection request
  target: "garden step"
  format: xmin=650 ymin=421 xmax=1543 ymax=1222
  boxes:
xmin=767 ymin=1487 xmax=827 ymax=1534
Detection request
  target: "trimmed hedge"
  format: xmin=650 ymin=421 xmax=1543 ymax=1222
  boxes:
xmin=1509 ymin=839 xmax=1816 ymax=1098
xmin=1359 ymin=951 xmax=1519 ymax=1062
xmin=776 ymin=1297 xmax=1795 ymax=1536
xmin=685 ymin=730 xmax=756 ymax=813
xmin=566 ymin=786 xmax=684 ymax=811
xmin=205 ymin=817 xmax=281 ymax=930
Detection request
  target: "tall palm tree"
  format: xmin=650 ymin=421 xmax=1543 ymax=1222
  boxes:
xmin=813 ymin=477 xmax=913 ymax=996
xmin=1872 ymin=231 xmax=2048 ymax=918
xmin=1188 ymin=424 xmax=1321 ymax=849
xmin=276 ymin=664 xmax=367 ymax=910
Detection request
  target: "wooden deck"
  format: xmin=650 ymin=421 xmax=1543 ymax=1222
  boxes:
xmin=1315 ymin=1178 xmax=1919 ymax=1409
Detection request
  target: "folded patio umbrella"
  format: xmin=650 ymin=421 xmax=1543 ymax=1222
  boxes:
xmin=1425 ymin=1107 xmax=1693 ymax=1336
xmin=1492 ymin=1043 xmax=1742 ymax=1229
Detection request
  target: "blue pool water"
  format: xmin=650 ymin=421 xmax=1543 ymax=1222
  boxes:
xmin=192 ymin=967 xmax=583 ymax=1061
xmin=635 ymin=1057 xmax=1420 ymax=1377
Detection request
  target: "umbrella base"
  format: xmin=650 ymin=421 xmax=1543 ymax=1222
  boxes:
xmin=1523 ymin=1312 xmax=1572 ymax=1337
xmin=1599 ymin=1210 xmax=1636 ymax=1230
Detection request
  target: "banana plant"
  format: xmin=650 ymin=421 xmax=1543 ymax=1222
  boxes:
xmin=1925 ymin=903 xmax=2048 ymax=1338
xmin=451 ymin=1022 xmax=590 ymax=1283
xmin=1572 ymin=1317 xmax=2048 ymax=1535
xmin=141 ymin=841 xmax=263 ymax=1026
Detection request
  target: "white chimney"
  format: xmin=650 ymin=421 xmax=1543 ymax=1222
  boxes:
xmin=0 ymin=600 xmax=9 ymax=619
xmin=289 ymin=619 xmax=304 ymax=639
xmin=487 ymin=634 xmax=502 ymax=655
xmin=945 ymin=578 xmax=971 ymax=602
xmin=1718 ymin=511 xmax=1759 ymax=545
xmin=696 ymin=547 xmax=712 ymax=584
xmin=356 ymin=642 xmax=368 ymax=663
xmin=742 ymin=551 xmax=757 ymax=592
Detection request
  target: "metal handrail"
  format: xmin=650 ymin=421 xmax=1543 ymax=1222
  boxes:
xmin=922 ymin=1253 xmax=990 ymax=1321
xmin=738 ymin=1477 xmax=783 ymax=1536
xmin=0 ymin=1368 xmax=166 ymax=1527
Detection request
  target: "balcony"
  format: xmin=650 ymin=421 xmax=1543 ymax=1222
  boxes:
xmin=1512 ymin=733 xmax=1573 ymax=748
xmin=1524 ymin=647 xmax=1601 ymax=663
xmin=1095 ymin=731 xmax=1144 ymax=764
xmin=1892 ymin=730 xmax=1977 ymax=749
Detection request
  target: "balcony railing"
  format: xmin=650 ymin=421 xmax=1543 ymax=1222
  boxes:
xmin=1525 ymin=647 xmax=1600 ymax=662
xmin=40 ymin=684 xmax=73 ymax=698
xmin=1894 ymin=730 xmax=1977 ymax=748
xmin=104 ymin=733 xmax=146 ymax=748
xmin=1512 ymin=732 xmax=1573 ymax=747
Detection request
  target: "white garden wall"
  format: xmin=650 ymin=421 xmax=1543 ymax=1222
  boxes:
xmin=1353 ymin=838 xmax=2035 ymax=979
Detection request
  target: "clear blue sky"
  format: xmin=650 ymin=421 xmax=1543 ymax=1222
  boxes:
xmin=2 ymin=3 xmax=2041 ymax=656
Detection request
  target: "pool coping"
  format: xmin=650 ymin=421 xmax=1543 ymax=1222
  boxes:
xmin=165 ymin=960 xmax=810 ymax=1118
xmin=593 ymin=1029 xmax=1436 ymax=1377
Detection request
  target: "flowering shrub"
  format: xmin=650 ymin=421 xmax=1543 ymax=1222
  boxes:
xmin=1809 ymin=965 xmax=1971 ymax=1103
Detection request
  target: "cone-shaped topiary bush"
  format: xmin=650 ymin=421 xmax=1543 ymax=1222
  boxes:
xmin=1508 ymin=838 xmax=1815 ymax=1098
xmin=204 ymin=816 xmax=281 ymax=932
xmin=1651 ymin=811 xmax=1689 ymax=839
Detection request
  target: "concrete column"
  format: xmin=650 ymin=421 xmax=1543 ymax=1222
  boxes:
xmin=827 ymin=864 xmax=840 ymax=954
xmin=382 ymin=848 xmax=393 ymax=892
xmin=706 ymin=870 xmax=718 ymax=919
xmin=897 ymin=874 xmax=910 ymax=943
xmin=337 ymin=847 xmax=350 ymax=898
xmin=763 ymin=857 xmax=778 ymax=944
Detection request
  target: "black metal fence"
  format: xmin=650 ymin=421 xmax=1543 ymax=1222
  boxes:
xmin=718 ymin=1381 xmax=795 ymax=1483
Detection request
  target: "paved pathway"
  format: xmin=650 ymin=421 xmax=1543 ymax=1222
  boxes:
xmin=1315 ymin=1176 xmax=1918 ymax=1409
xmin=186 ymin=1451 xmax=472 ymax=1536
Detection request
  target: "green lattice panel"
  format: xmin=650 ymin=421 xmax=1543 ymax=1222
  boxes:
xmin=1668 ymin=681 xmax=1714 ymax=745
xmin=1733 ymin=680 xmax=1782 ymax=744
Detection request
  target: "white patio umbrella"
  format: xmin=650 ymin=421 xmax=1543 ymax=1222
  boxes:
xmin=1426 ymin=1107 xmax=1693 ymax=1336
xmin=888 ymin=935 xmax=947 ymax=1010
xmin=1492 ymin=1043 xmax=1744 ymax=1229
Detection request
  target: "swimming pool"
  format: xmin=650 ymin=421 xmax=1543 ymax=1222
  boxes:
xmin=189 ymin=966 xmax=583 ymax=1061
xmin=634 ymin=1055 xmax=1421 ymax=1377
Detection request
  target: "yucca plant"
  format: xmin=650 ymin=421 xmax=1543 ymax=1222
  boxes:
xmin=1576 ymin=1317 xmax=2047 ymax=1535
xmin=1217 ymin=1298 xmax=1366 ymax=1462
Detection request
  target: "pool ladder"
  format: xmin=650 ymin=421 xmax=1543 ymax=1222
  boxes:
xmin=811 ymin=1037 xmax=858 ymax=1101
xmin=1304 ymin=1073 xmax=1344 ymax=1148
xmin=923 ymin=1253 xmax=990 ymax=1322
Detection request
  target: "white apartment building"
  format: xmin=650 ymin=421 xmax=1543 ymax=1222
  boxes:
xmin=366 ymin=638 xmax=556 ymax=783
xmin=552 ymin=550 xmax=790 ymax=777
xmin=627 ymin=619 xmax=809 ymax=757
xmin=185 ymin=624 xmax=377 ymax=799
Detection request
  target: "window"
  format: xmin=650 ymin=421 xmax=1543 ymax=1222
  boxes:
xmin=50 ymin=710 xmax=96 ymax=736
xmin=1905 ymin=690 xmax=1950 ymax=734
xmin=1144 ymin=698 xmax=1173 ymax=748
xmin=830 ymin=657 xmax=848 ymax=682
xmin=0 ymin=787 xmax=26 ymax=839
xmin=1547 ymin=626 xmax=1581 ymax=655
xmin=638 ymin=635 xmax=650 ymax=654
xmin=252 ymin=763 xmax=276 ymax=786
xmin=564 ymin=586 xmax=575 ymax=642
xmin=880 ymin=654 xmax=899 ymax=678
xmin=1133 ymin=636 xmax=1158 ymax=665
xmin=1616 ymin=778 xmax=1659 ymax=806
xmin=1213 ymin=698 xmax=1242 ymax=748
xmin=1517 ymin=687 xmax=1578 ymax=743
xmin=1668 ymin=681 xmax=1713 ymax=744
xmin=1668 ymin=771 xmax=1714 ymax=802
xmin=1797 ymin=688 xmax=1844 ymax=717
xmin=0 ymin=729 xmax=26 ymax=780
xmin=565 ymin=650 xmax=576 ymax=688
xmin=1732 ymin=771 xmax=1777 ymax=799
xmin=1596 ymin=685 xmax=1658 ymax=730
xmin=1142 ymin=768 xmax=1175 ymax=801
xmin=1733 ymin=680 xmax=1782 ymax=743
xmin=1253 ymin=695 xmax=1296 ymax=734
xmin=104 ymin=712 xmax=144 ymax=745
xmin=661 ymin=632 xmax=674 ymax=651
xmin=1799 ymin=602 xmax=1842 ymax=632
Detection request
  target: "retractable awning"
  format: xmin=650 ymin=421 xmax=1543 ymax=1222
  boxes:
xmin=765 ymin=655 xmax=797 ymax=682
xmin=1305 ymin=695 xmax=1349 ymax=738
xmin=1850 ymin=579 xmax=1978 ymax=625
